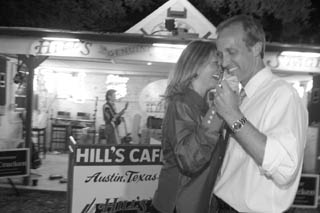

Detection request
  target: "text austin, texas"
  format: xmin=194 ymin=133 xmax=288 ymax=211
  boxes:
xmin=85 ymin=170 xmax=157 ymax=183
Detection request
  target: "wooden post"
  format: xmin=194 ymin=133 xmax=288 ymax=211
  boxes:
xmin=18 ymin=55 xmax=47 ymax=185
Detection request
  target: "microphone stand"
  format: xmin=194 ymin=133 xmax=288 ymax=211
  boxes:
xmin=92 ymin=96 xmax=98 ymax=144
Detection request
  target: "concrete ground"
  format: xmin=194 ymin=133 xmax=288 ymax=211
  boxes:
xmin=0 ymin=152 xmax=68 ymax=192
xmin=0 ymin=151 xmax=319 ymax=213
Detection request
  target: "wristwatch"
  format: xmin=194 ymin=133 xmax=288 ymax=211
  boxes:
xmin=231 ymin=116 xmax=247 ymax=133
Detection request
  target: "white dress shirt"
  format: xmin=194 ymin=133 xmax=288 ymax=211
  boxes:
xmin=214 ymin=67 xmax=308 ymax=213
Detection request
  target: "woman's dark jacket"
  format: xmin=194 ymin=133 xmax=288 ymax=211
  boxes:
xmin=152 ymin=88 xmax=228 ymax=213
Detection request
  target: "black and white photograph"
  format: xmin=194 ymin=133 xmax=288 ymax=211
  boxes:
xmin=0 ymin=0 xmax=319 ymax=212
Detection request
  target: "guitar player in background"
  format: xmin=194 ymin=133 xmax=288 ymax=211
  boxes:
xmin=103 ymin=89 xmax=129 ymax=145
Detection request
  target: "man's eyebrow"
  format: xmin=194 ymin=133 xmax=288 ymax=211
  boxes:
xmin=226 ymin=47 xmax=237 ymax=52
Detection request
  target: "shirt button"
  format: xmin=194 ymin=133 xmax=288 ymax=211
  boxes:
xmin=209 ymin=115 xmax=213 ymax=119
xmin=207 ymin=120 xmax=211 ymax=124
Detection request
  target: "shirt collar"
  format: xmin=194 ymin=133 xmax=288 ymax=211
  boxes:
xmin=243 ymin=67 xmax=273 ymax=98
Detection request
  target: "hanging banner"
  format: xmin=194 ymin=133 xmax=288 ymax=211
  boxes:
xmin=68 ymin=144 xmax=162 ymax=213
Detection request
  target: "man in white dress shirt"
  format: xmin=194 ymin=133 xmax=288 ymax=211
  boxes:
xmin=211 ymin=15 xmax=308 ymax=213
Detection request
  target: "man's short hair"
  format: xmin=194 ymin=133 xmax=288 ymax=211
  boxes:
xmin=217 ymin=15 xmax=266 ymax=58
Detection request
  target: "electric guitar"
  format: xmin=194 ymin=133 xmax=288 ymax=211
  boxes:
xmin=113 ymin=102 xmax=129 ymax=126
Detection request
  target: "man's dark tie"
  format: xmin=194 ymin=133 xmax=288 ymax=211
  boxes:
xmin=239 ymin=88 xmax=246 ymax=104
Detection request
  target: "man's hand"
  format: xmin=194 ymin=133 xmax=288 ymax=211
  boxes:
xmin=213 ymin=81 xmax=241 ymax=122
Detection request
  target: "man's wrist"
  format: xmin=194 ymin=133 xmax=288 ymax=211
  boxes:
xmin=223 ymin=109 xmax=243 ymax=126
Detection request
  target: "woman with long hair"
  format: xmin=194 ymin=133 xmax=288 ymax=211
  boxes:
xmin=152 ymin=40 xmax=229 ymax=213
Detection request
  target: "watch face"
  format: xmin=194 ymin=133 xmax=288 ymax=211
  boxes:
xmin=232 ymin=117 xmax=247 ymax=133
xmin=233 ymin=121 xmax=242 ymax=130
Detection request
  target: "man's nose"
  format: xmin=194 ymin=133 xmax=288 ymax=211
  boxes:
xmin=221 ymin=54 xmax=231 ymax=68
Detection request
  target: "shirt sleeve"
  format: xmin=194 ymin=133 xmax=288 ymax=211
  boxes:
xmin=173 ymin=100 xmax=223 ymax=176
xmin=261 ymin=85 xmax=308 ymax=187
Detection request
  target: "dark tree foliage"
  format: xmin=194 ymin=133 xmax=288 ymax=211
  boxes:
xmin=0 ymin=0 xmax=166 ymax=32
xmin=0 ymin=0 xmax=319 ymax=44
xmin=199 ymin=0 xmax=317 ymax=44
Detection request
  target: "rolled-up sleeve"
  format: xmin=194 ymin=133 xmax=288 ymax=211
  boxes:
xmin=261 ymin=87 xmax=308 ymax=187
xmin=173 ymin=101 xmax=222 ymax=176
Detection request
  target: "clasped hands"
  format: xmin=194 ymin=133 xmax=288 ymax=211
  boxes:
xmin=212 ymin=80 xmax=241 ymax=121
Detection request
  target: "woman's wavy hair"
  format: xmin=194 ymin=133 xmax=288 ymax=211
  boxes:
xmin=164 ymin=40 xmax=217 ymax=100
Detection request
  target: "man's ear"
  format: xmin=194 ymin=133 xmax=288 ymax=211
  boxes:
xmin=252 ymin=42 xmax=263 ymax=57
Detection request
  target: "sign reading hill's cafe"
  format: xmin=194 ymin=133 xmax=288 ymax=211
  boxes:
xmin=68 ymin=143 xmax=162 ymax=213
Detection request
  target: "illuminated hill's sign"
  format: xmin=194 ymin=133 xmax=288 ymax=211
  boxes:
xmin=1 ymin=29 xmax=320 ymax=74
xmin=32 ymin=39 xmax=91 ymax=56
xmin=29 ymin=39 xmax=320 ymax=74
xmin=277 ymin=55 xmax=320 ymax=69
xmin=265 ymin=52 xmax=320 ymax=73
xmin=31 ymin=39 xmax=155 ymax=59
xmin=29 ymin=38 xmax=183 ymax=63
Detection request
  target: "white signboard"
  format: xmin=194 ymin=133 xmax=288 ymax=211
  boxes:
xmin=29 ymin=39 xmax=183 ymax=63
xmin=69 ymin=144 xmax=162 ymax=213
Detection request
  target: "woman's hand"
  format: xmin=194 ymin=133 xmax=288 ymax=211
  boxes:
xmin=202 ymin=107 xmax=224 ymax=132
